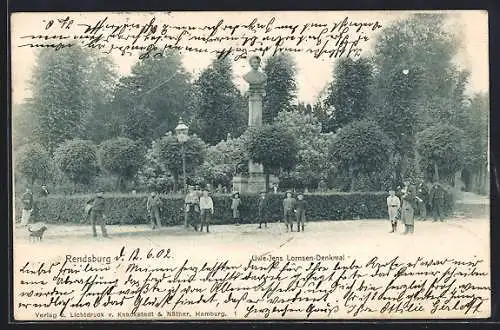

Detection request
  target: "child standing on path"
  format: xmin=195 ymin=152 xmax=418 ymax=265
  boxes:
xmin=283 ymin=191 xmax=296 ymax=232
xmin=231 ymin=192 xmax=241 ymax=225
xmin=199 ymin=189 xmax=214 ymax=233
xmin=295 ymin=193 xmax=306 ymax=232
xmin=387 ymin=189 xmax=401 ymax=233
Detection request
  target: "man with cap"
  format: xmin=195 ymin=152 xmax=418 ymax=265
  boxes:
xmin=295 ymin=192 xmax=306 ymax=232
xmin=199 ymin=188 xmax=214 ymax=233
xmin=147 ymin=191 xmax=162 ymax=230
xmin=86 ymin=189 xmax=109 ymax=238
xmin=184 ymin=185 xmax=200 ymax=230
xmin=258 ymin=191 xmax=269 ymax=229
xmin=429 ymin=181 xmax=446 ymax=222
xmin=231 ymin=191 xmax=242 ymax=225
xmin=387 ymin=189 xmax=401 ymax=233
xmin=283 ymin=191 xmax=296 ymax=232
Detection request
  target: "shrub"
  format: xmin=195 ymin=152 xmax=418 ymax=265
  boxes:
xmin=15 ymin=143 xmax=53 ymax=185
xmin=54 ymin=139 xmax=100 ymax=185
xmin=100 ymin=137 xmax=145 ymax=190
xmin=17 ymin=191 xmax=455 ymax=225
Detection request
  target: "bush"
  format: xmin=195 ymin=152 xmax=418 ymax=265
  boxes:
xmin=15 ymin=143 xmax=53 ymax=185
xmin=54 ymin=139 xmax=100 ymax=185
xmin=16 ymin=191 xmax=455 ymax=225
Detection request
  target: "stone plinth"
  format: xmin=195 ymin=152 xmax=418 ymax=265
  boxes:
xmin=232 ymin=173 xmax=278 ymax=194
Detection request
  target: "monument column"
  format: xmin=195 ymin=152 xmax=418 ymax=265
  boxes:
xmin=232 ymin=54 xmax=278 ymax=194
xmin=248 ymin=93 xmax=264 ymax=176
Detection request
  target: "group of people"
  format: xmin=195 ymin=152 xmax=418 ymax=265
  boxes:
xmin=146 ymin=186 xmax=308 ymax=234
xmin=387 ymin=180 xmax=448 ymax=235
xmin=19 ymin=180 xmax=448 ymax=238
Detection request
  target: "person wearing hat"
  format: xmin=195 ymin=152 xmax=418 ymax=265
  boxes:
xmin=86 ymin=189 xmax=109 ymax=238
xmin=147 ymin=191 xmax=162 ymax=230
xmin=184 ymin=185 xmax=200 ymax=230
xmin=387 ymin=189 xmax=401 ymax=233
xmin=199 ymin=188 xmax=214 ymax=233
xmin=295 ymin=192 xmax=306 ymax=232
xmin=257 ymin=191 xmax=269 ymax=229
xmin=401 ymin=181 xmax=419 ymax=235
xmin=231 ymin=191 xmax=242 ymax=225
xmin=283 ymin=191 xmax=296 ymax=232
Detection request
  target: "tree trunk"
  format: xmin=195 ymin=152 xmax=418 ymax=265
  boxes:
xmin=172 ymin=174 xmax=178 ymax=193
xmin=265 ymin=172 xmax=270 ymax=193
xmin=349 ymin=166 xmax=356 ymax=192
xmin=433 ymin=161 xmax=439 ymax=182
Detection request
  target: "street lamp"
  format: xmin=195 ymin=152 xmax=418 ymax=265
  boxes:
xmin=175 ymin=117 xmax=189 ymax=194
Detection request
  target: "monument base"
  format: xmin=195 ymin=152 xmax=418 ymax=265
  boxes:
xmin=232 ymin=173 xmax=279 ymax=194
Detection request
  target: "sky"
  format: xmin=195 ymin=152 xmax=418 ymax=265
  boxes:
xmin=10 ymin=10 xmax=489 ymax=106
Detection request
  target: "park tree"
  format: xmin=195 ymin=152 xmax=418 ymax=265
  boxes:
xmin=54 ymin=139 xmax=100 ymax=185
xmin=198 ymin=131 xmax=252 ymax=187
xmin=263 ymin=53 xmax=297 ymax=123
xmin=29 ymin=46 xmax=93 ymax=152
xmin=99 ymin=137 xmax=146 ymax=191
xmin=111 ymin=51 xmax=194 ymax=143
xmin=371 ymin=13 xmax=469 ymax=182
xmin=81 ymin=54 xmax=119 ymax=143
xmin=15 ymin=143 xmax=52 ymax=186
xmin=137 ymin=140 xmax=174 ymax=193
xmin=12 ymin=103 xmax=38 ymax=151
xmin=156 ymin=133 xmax=207 ymax=191
xmin=248 ymin=124 xmax=299 ymax=191
xmin=274 ymin=111 xmax=332 ymax=189
xmin=330 ymin=120 xmax=393 ymax=191
xmin=460 ymin=93 xmax=489 ymax=193
xmin=416 ymin=124 xmax=466 ymax=184
xmin=194 ymin=58 xmax=246 ymax=145
xmin=324 ymin=57 xmax=374 ymax=131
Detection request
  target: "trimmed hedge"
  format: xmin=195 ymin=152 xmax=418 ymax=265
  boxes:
xmin=16 ymin=192 xmax=454 ymax=226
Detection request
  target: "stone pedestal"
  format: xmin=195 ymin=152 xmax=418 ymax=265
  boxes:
xmin=232 ymin=173 xmax=279 ymax=194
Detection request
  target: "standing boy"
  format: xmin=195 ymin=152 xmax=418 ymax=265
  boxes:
xmin=199 ymin=189 xmax=214 ymax=233
xmin=387 ymin=189 xmax=401 ymax=233
xmin=283 ymin=191 xmax=296 ymax=232
xmin=295 ymin=193 xmax=306 ymax=232
xmin=87 ymin=190 xmax=109 ymax=238
xmin=147 ymin=191 xmax=162 ymax=230
xmin=258 ymin=191 xmax=269 ymax=229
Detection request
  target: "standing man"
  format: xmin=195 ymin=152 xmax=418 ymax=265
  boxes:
xmin=401 ymin=183 xmax=418 ymax=235
xmin=147 ymin=191 xmax=162 ymax=230
xmin=417 ymin=181 xmax=429 ymax=220
xmin=387 ymin=189 xmax=401 ymax=233
xmin=184 ymin=186 xmax=199 ymax=230
xmin=283 ymin=191 xmax=296 ymax=232
xmin=429 ymin=181 xmax=445 ymax=222
xmin=87 ymin=189 xmax=109 ymax=238
xmin=20 ymin=188 xmax=34 ymax=226
xmin=258 ymin=191 xmax=269 ymax=229
xmin=295 ymin=193 xmax=307 ymax=232
xmin=199 ymin=189 xmax=214 ymax=233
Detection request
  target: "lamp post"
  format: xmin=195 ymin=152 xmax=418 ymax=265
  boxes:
xmin=175 ymin=118 xmax=189 ymax=194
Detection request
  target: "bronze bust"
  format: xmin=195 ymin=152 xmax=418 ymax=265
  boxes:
xmin=243 ymin=55 xmax=267 ymax=97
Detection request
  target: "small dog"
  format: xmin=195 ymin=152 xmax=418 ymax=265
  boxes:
xmin=28 ymin=225 xmax=48 ymax=242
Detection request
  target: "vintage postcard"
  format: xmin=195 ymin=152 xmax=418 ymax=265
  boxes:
xmin=10 ymin=10 xmax=490 ymax=321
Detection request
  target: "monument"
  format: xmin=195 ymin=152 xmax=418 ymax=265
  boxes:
xmin=232 ymin=55 xmax=278 ymax=193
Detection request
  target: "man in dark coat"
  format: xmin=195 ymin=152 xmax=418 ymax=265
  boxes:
xmin=429 ymin=182 xmax=446 ymax=222
xmin=258 ymin=191 xmax=270 ymax=229
xmin=87 ymin=190 xmax=109 ymax=238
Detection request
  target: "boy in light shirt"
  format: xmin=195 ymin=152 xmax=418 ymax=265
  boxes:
xmin=387 ymin=189 xmax=401 ymax=233
xmin=199 ymin=188 xmax=214 ymax=233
